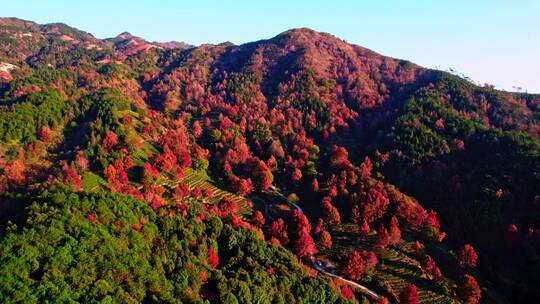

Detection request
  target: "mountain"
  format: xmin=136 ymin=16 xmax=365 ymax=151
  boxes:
xmin=0 ymin=18 xmax=539 ymax=303
xmin=105 ymin=32 xmax=192 ymax=56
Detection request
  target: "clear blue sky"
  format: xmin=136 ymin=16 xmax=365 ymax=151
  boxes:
xmin=2 ymin=0 xmax=539 ymax=92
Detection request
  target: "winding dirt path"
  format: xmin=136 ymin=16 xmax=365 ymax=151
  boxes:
xmin=267 ymin=186 xmax=387 ymax=302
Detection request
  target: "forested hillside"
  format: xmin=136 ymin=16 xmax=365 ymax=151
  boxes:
xmin=0 ymin=18 xmax=539 ymax=303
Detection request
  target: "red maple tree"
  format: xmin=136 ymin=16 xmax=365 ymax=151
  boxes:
xmin=39 ymin=125 xmax=53 ymax=142
xmin=359 ymin=218 xmax=370 ymax=237
xmin=422 ymin=254 xmax=442 ymax=281
xmin=317 ymin=230 xmax=333 ymax=250
xmin=294 ymin=229 xmax=317 ymax=258
xmin=208 ymin=247 xmax=219 ymax=269
xmin=103 ymin=130 xmax=118 ymax=151
xmin=252 ymin=210 xmax=265 ymax=227
xmin=376 ymin=225 xmax=391 ymax=249
xmin=457 ymin=274 xmax=481 ymax=304
xmin=322 ymin=197 xmax=341 ymax=226
xmin=340 ymin=250 xmax=364 ymax=280
xmin=399 ymin=284 xmax=420 ymax=304
xmin=457 ymin=244 xmax=478 ymax=269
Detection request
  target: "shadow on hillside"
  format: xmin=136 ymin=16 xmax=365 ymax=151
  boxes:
xmin=0 ymin=193 xmax=33 ymax=233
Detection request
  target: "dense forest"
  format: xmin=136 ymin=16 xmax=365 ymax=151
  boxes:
xmin=0 ymin=17 xmax=539 ymax=303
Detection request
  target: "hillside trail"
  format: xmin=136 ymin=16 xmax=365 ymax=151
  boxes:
xmin=267 ymin=186 xmax=388 ymax=302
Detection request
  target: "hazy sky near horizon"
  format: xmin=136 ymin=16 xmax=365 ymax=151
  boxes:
xmin=2 ymin=0 xmax=539 ymax=92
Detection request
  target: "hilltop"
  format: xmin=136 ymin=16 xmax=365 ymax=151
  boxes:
xmin=0 ymin=18 xmax=539 ymax=303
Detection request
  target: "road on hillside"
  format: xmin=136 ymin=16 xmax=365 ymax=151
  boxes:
xmin=267 ymin=186 xmax=389 ymax=302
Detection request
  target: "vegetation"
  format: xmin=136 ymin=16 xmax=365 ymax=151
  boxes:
xmin=0 ymin=186 xmax=350 ymax=303
xmin=0 ymin=17 xmax=539 ymax=303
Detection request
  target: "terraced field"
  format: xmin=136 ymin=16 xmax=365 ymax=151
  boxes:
xmin=81 ymin=164 xmax=252 ymax=217
xmin=170 ymin=168 xmax=253 ymax=216
xmin=323 ymin=224 xmax=457 ymax=304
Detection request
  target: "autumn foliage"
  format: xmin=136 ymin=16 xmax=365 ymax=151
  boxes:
xmin=399 ymin=284 xmax=420 ymax=304
xmin=457 ymin=274 xmax=482 ymax=304
xmin=0 ymin=20 xmax=537 ymax=303
xmin=457 ymin=244 xmax=478 ymax=269
xmin=208 ymin=247 xmax=219 ymax=269
xmin=339 ymin=250 xmax=364 ymax=281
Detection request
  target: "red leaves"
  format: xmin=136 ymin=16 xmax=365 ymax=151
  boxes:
xmin=191 ymin=186 xmax=202 ymax=198
xmin=435 ymin=118 xmax=445 ymax=131
xmin=341 ymin=284 xmax=354 ymax=300
xmin=422 ymin=254 xmax=442 ymax=281
xmin=122 ymin=114 xmax=132 ymax=126
xmin=4 ymin=159 xmax=26 ymax=185
xmin=39 ymin=125 xmax=53 ymax=142
xmin=248 ymin=158 xmax=274 ymax=191
xmin=359 ymin=219 xmax=370 ymax=237
xmin=143 ymin=162 xmax=159 ymax=185
xmin=293 ymin=209 xmax=311 ymax=233
xmin=104 ymin=160 xmax=128 ymax=191
xmin=414 ymin=240 xmax=425 ymax=251
xmin=400 ymin=284 xmax=420 ymax=304
xmin=62 ymin=164 xmax=81 ymax=190
xmin=361 ymin=187 xmax=390 ymax=223
xmin=268 ymin=140 xmax=285 ymax=159
xmin=269 ymin=218 xmax=289 ymax=244
xmin=375 ymin=217 xmax=402 ymax=248
xmin=376 ymin=296 xmax=389 ymax=304
xmin=317 ymin=230 xmax=332 ymax=250
xmin=361 ymin=250 xmax=378 ymax=270
xmin=339 ymin=250 xmax=364 ymax=281
xmin=76 ymin=151 xmax=89 ymax=172
xmin=218 ymin=197 xmax=239 ymax=217
xmin=457 ymin=244 xmax=478 ymax=269
xmin=177 ymin=150 xmax=191 ymax=168
xmin=395 ymin=198 xmax=426 ymax=232
xmin=104 ymin=164 xmax=117 ymax=185
xmin=507 ymin=223 xmax=518 ymax=233
xmin=313 ymin=218 xmax=325 ymax=235
xmin=154 ymin=145 xmax=177 ymax=173
xmin=203 ymin=187 xmax=214 ymax=198
xmin=103 ymin=130 xmax=118 ymax=151
xmin=458 ymin=274 xmax=482 ymax=304
xmin=173 ymin=184 xmax=190 ymax=201
xmin=291 ymin=168 xmax=302 ymax=183
xmin=230 ymin=176 xmax=254 ymax=196
xmin=192 ymin=120 xmax=203 ymax=138
xmin=424 ymin=210 xmax=441 ymax=230
xmin=359 ymin=156 xmax=372 ymax=179
xmin=313 ymin=219 xmax=332 ymax=250
xmin=251 ymin=210 xmax=265 ymax=227
xmin=339 ymin=249 xmax=378 ymax=281
xmin=322 ymin=197 xmax=341 ymax=226
xmin=150 ymin=195 xmax=166 ymax=210
xmin=376 ymin=225 xmax=391 ymax=249
xmin=311 ymin=178 xmax=319 ymax=192
xmin=157 ymin=124 xmax=192 ymax=168
xmin=174 ymin=166 xmax=185 ymax=180
xmin=230 ymin=214 xmax=251 ymax=230
xmin=329 ymin=145 xmax=349 ymax=169
xmin=270 ymin=237 xmax=282 ymax=247
xmin=294 ymin=228 xmax=317 ymax=258
xmin=388 ymin=216 xmax=402 ymax=245
xmin=87 ymin=213 xmax=97 ymax=224
xmin=208 ymin=247 xmax=219 ymax=269
xmin=224 ymin=137 xmax=250 ymax=165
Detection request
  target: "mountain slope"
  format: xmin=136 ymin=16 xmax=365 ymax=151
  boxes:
xmin=0 ymin=18 xmax=539 ymax=303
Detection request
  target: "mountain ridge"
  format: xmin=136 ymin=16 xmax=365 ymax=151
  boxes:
xmin=0 ymin=18 xmax=539 ymax=304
